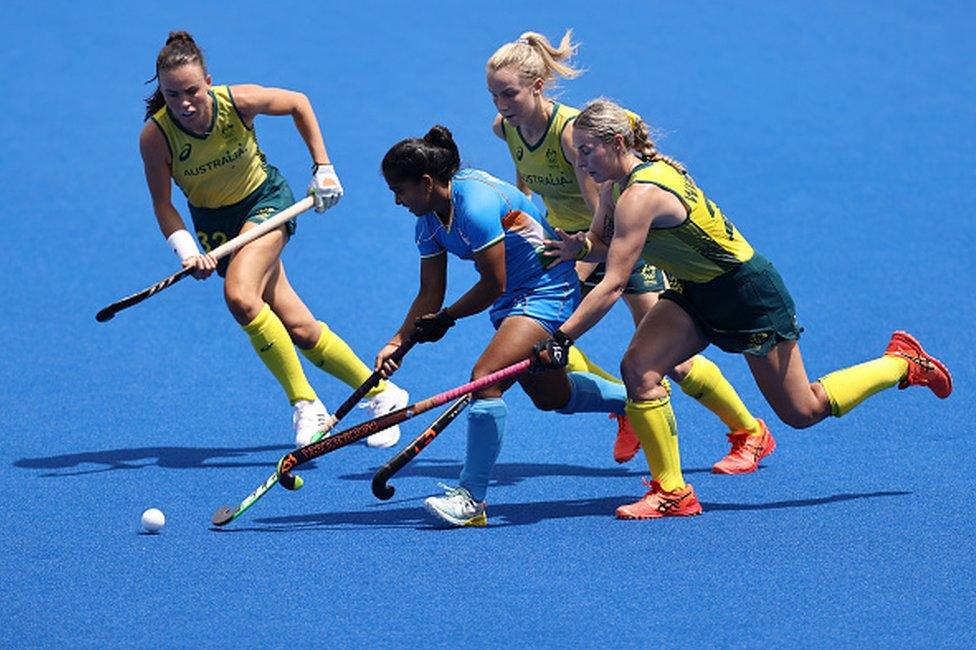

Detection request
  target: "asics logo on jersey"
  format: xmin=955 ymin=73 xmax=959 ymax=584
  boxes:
xmin=179 ymin=143 xmax=192 ymax=161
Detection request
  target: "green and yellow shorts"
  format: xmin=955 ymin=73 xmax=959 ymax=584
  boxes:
xmin=581 ymin=259 xmax=667 ymax=295
xmin=661 ymin=253 xmax=803 ymax=356
xmin=188 ymin=165 xmax=297 ymax=276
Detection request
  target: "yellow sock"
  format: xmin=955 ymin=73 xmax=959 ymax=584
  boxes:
xmin=625 ymin=396 xmax=685 ymax=492
xmin=567 ymin=346 xmax=622 ymax=384
xmin=678 ymin=355 xmax=759 ymax=434
xmin=819 ymin=356 xmax=908 ymax=417
xmin=243 ymin=304 xmax=316 ymax=404
xmin=299 ymin=321 xmax=386 ymax=397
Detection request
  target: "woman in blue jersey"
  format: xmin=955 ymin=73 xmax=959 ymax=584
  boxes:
xmin=486 ymin=31 xmax=771 ymax=474
xmin=376 ymin=125 xmax=630 ymax=527
xmin=139 ymin=31 xmax=407 ymax=447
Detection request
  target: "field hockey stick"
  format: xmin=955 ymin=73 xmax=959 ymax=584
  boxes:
xmin=96 ymin=196 xmax=314 ymax=322
xmin=371 ymin=394 xmax=471 ymax=500
xmin=276 ymin=358 xmax=533 ymax=487
xmin=210 ymin=335 xmax=417 ymax=526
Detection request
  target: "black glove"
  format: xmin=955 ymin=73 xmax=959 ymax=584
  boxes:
xmin=413 ymin=309 xmax=456 ymax=343
xmin=531 ymin=329 xmax=574 ymax=372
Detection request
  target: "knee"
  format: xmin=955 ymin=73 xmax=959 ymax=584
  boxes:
xmin=526 ymin=388 xmax=564 ymax=412
xmin=224 ymin=289 xmax=263 ymax=324
xmin=470 ymin=366 xmax=503 ymax=401
xmin=775 ymin=405 xmax=824 ymax=430
xmin=620 ymin=352 xmax=664 ymax=400
xmin=667 ymin=358 xmax=694 ymax=383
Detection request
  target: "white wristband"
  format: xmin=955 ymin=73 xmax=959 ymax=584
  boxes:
xmin=167 ymin=229 xmax=200 ymax=261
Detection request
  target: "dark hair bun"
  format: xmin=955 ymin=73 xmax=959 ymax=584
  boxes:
xmin=423 ymin=125 xmax=453 ymax=147
xmin=382 ymin=124 xmax=461 ymax=184
xmin=166 ymin=30 xmax=195 ymax=46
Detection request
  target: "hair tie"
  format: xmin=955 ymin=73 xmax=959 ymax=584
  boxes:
xmin=625 ymin=110 xmax=640 ymax=130
xmin=516 ymin=37 xmax=530 ymax=45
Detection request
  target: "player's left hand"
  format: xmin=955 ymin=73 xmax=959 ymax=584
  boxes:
xmin=413 ymin=309 xmax=456 ymax=343
xmin=531 ymin=329 xmax=573 ymax=372
xmin=308 ymin=163 xmax=344 ymax=211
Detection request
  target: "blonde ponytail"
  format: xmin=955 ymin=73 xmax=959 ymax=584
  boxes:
xmin=486 ymin=29 xmax=582 ymax=89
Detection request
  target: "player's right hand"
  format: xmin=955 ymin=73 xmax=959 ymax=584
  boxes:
xmin=182 ymin=254 xmax=217 ymax=280
xmin=375 ymin=342 xmax=402 ymax=378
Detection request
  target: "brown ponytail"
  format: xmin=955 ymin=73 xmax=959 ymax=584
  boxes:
xmin=144 ymin=31 xmax=207 ymax=120
xmin=630 ymin=114 xmax=687 ymax=174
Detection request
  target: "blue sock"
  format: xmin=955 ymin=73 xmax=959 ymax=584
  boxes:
xmin=557 ymin=371 xmax=626 ymax=416
xmin=458 ymin=398 xmax=507 ymax=502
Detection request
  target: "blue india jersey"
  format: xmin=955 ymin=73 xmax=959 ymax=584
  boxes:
xmin=414 ymin=169 xmax=576 ymax=293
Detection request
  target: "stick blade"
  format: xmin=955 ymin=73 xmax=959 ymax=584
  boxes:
xmin=371 ymin=478 xmax=395 ymax=500
xmin=211 ymin=506 xmax=237 ymax=526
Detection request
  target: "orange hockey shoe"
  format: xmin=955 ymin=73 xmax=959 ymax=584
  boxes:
xmin=615 ymin=479 xmax=702 ymax=519
xmin=712 ymin=419 xmax=776 ymax=474
xmin=610 ymin=413 xmax=641 ymax=464
xmin=884 ymin=331 xmax=953 ymax=398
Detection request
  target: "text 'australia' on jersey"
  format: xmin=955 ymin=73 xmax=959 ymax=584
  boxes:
xmin=502 ymin=103 xmax=592 ymax=233
xmin=415 ymin=169 xmax=577 ymax=293
xmin=151 ymin=85 xmax=268 ymax=209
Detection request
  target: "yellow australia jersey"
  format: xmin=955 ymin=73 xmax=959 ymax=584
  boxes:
xmin=151 ymin=85 xmax=268 ymax=209
xmin=614 ymin=161 xmax=755 ymax=283
xmin=503 ymin=103 xmax=592 ymax=233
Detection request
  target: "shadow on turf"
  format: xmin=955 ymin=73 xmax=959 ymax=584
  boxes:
xmin=700 ymin=491 xmax=911 ymax=511
xmin=338 ymin=457 xmax=700 ymax=488
xmin=220 ymin=490 xmax=910 ymax=532
xmin=13 ymin=444 xmax=295 ymax=477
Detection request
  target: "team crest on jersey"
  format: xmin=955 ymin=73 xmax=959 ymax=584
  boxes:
xmin=747 ymin=331 xmax=772 ymax=351
xmin=179 ymin=143 xmax=192 ymax=161
xmin=220 ymin=121 xmax=236 ymax=138
xmin=516 ymin=146 xmax=524 ymax=161
xmin=546 ymin=147 xmax=557 ymax=165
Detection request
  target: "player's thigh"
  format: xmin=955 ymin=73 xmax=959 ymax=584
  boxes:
xmin=224 ymin=223 xmax=288 ymax=295
xmin=745 ymin=339 xmax=827 ymax=427
xmin=623 ymin=299 xmax=708 ymax=398
xmin=622 ymin=290 xmax=659 ymax=327
xmin=472 ymin=316 xmax=567 ymax=402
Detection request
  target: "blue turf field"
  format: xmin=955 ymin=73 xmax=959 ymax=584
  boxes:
xmin=2 ymin=1 xmax=974 ymax=646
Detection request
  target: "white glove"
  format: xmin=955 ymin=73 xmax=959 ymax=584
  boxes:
xmin=308 ymin=163 xmax=343 ymax=212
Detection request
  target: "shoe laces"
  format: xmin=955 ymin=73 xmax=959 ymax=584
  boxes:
xmin=895 ymin=350 xmax=935 ymax=372
xmin=359 ymin=384 xmax=405 ymax=416
xmin=640 ymin=477 xmax=662 ymax=494
xmin=294 ymin=400 xmax=325 ymax=428
xmin=608 ymin=412 xmax=627 ymax=434
xmin=436 ymin=483 xmax=474 ymax=503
